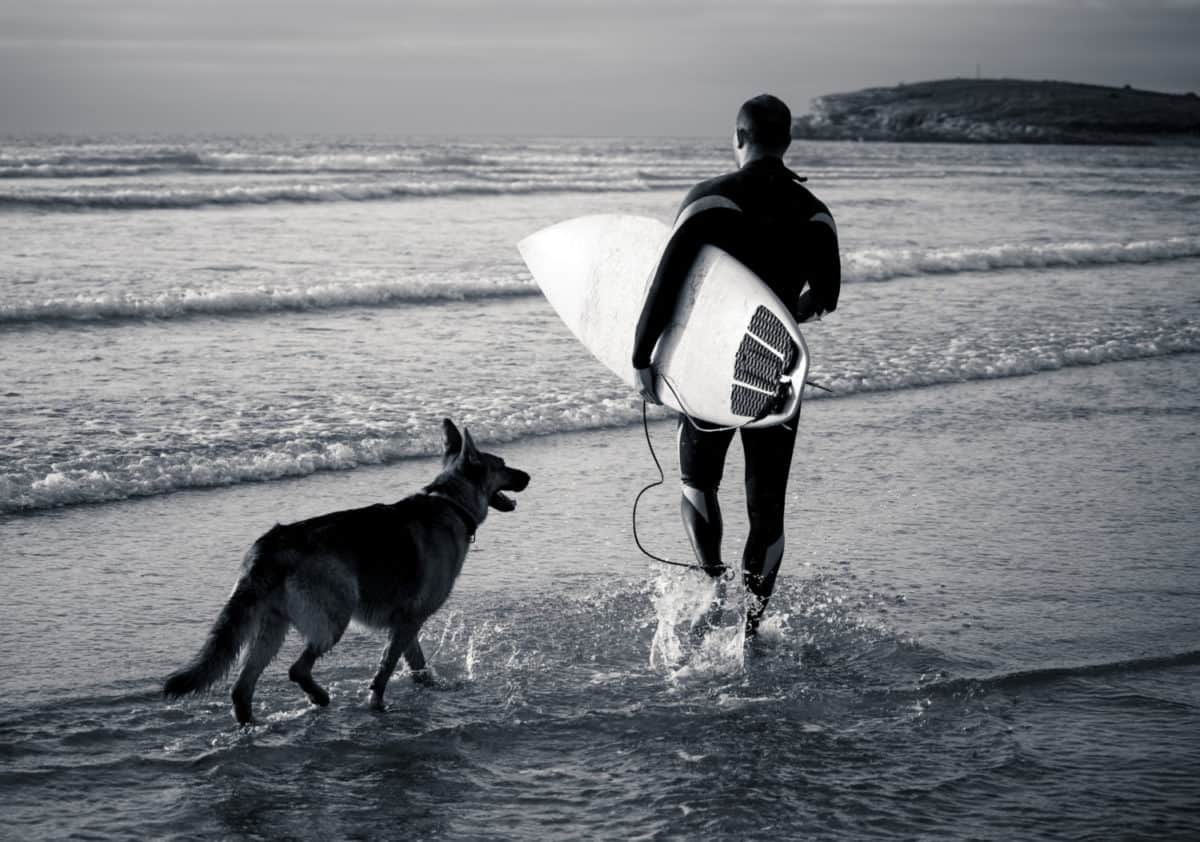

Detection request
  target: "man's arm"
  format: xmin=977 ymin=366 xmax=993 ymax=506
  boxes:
xmin=632 ymin=203 xmax=749 ymax=371
xmin=794 ymin=212 xmax=840 ymax=323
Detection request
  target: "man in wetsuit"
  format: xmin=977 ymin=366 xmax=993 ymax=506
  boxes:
xmin=632 ymin=94 xmax=841 ymax=636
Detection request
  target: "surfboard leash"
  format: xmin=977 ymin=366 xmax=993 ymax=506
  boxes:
xmin=631 ymin=373 xmax=832 ymax=570
xmin=631 ymin=374 xmax=763 ymax=571
xmin=631 ymin=399 xmax=713 ymax=571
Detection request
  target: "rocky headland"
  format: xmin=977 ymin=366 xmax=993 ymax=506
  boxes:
xmin=792 ymin=78 xmax=1200 ymax=145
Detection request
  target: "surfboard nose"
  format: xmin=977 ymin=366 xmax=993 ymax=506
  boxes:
xmin=518 ymin=216 xmax=603 ymax=279
xmin=519 ymin=215 xmax=669 ymax=364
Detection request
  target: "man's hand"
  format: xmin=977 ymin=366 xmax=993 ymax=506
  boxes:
xmin=794 ymin=289 xmax=821 ymax=324
xmin=636 ymin=366 xmax=661 ymax=405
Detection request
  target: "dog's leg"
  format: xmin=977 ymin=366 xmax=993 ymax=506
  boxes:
xmin=403 ymin=638 xmax=435 ymax=686
xmin=288 ymin=645 xmax=332 ymax=707
xmin=284 ymin=568 xmax=354 ymax=710
xmin=403 ymin=638 xmax=426 ymax=671
xmin=369 ymin=623 xmax=420 ymax=710
xmin=231 ymin=609 xmax=288 ymax=725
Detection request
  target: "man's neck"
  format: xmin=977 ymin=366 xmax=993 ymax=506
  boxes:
xmin=738 ymin=148 xmax=785 ymax=168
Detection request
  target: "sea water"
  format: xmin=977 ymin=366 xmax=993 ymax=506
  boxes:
xmin=2 ymin=136 xmax=1198 ymax=839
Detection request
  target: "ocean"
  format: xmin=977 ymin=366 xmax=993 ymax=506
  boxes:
xmin=2 ymin=135 xmax=1198 ymax=840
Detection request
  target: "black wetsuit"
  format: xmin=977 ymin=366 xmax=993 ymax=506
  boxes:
xmin=632 ymin=156 xmax=841 ymax=634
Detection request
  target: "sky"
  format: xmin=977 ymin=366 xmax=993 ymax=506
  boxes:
xmin=1 ymin=0 xmax=1198 ymax=136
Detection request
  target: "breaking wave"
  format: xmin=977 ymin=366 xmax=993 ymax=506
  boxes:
xmin=3 ymin=236 xmax=1197 ymax=327
xmin=0 ymin=278 xmax=537 ymax=324
xmin=0 ymin=177 xmax=695 ymax=211
xmin=844 ymin=236 xmax=1200 ymax=282
xmin=3 ymin=321 xmax=1197 ymax=514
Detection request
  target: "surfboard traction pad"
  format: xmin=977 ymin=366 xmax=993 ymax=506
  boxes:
xmin=730 ymin=306 xmax=798 ymax=418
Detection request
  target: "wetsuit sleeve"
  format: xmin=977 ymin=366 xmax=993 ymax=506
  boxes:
xmin=632 ymin=203 xmax=751 ymax=369
xmin=794 ymin=211 xmax=840 ymax=322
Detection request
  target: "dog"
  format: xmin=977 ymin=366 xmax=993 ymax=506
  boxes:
xmin=163 ymin=418 xmax=530 ymax=725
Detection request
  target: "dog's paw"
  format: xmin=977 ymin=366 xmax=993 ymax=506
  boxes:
xmin=368 ymin=690 xmax=387 ymax=711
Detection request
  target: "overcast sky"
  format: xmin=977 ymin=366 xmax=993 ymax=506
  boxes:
xmin=2 ymin=0 xmax=1198 ymax=136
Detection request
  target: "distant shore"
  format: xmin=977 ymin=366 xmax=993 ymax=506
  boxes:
xmin=792 ymin=78 xmax=1200 ymax=145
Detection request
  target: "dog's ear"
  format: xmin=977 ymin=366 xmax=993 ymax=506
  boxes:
xmin=459 ymin=428 xmax=482 ymax=468
xmin=442 ymin=418 xmax=463 ymax=459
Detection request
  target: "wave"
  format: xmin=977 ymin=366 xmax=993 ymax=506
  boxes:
xmin=0 ymin=148 xmax=1098 ymax=185
xmin=3 ymin=327 xmax=1198 ymax=515
xmin=0 ymin=278 xmax=538 ymax=325
xmin=0 ymin=157 xmax=1076 ymax=209
xmin=0 ymin=402 xmax=645 ymax=515
xmin=0 ymin=177 xmax=694 ymax=210
xmin=0 ymin=151 xmax=499 ymax=180
xmin=844 ymin=235 xmax=1200 ymax=282
xmin=5 ymin=235 xmax=1198 ymax=328
xmin=0 ymin=151 xmax=207 ymax=175
xmin=820 ymin=320 xmax=1200 ymax=394
xmin=0 ymin=436 xmax=428 ymax=514
xmin=1063 ymin=186 xmax=1200 ymax=204
xmin=0 ymin=164 xmax=188 ymax=179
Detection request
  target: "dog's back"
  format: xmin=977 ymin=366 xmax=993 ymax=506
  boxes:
xmin=264 ymin=497 xmax=474 ymax=630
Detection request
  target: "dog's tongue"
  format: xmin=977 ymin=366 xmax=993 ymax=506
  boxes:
xmin=490 ymin=491 xmax=516 ymax=512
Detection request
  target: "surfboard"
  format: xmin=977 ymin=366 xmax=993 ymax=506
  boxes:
xmin=518 ymin=214 xmax=808 ymax=428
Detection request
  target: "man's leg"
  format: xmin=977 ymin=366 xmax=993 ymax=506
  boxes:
xmin=677 ymin=416 xmax=735 ymax=576
xmin=740 ymin=420 xmax=799 ymax=636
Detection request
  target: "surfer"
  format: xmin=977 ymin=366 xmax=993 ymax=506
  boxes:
xmin=632 ymin=94 xmax=841 ymax=636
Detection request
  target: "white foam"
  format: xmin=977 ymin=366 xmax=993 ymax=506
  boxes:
xmin=2 ymin=320 xmax=1196 ymax=514
xmin=844 ymin=236 xmax=1200 ymax=283
xmin=6 ymin=235 xmax=1197 ymax=328
xmin=1 ymin=437 xmax=415 ymax=514
xmin=649 ymin=571 xmax=747 ymax=681
xmin=0 ymin=176 xmax=689 ymax=211
xmin=0 ymin=397 xmax=649 ymax=514
xmin=813 ymin=320 xmax=1200 ymax=398
xmin=0 ymin=278 xmax=537 ymax=324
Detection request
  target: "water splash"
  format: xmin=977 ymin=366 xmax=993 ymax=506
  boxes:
xmin=649 ymin=569 xmax=748 ymax=681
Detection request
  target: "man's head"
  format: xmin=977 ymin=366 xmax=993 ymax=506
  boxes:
xmin=734 ymin=94 xmax=792 ymax=167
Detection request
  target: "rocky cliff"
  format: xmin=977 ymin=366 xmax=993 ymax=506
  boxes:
xmin=792 ymin=79 xmax=1200 ymax=145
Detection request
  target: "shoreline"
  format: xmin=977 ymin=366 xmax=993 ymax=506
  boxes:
xmin=4 ymin=353 xmax=1198 ymax=698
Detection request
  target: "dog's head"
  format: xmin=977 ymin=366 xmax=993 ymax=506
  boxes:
xmin=441 ymin=418 xmax=530 ymax=512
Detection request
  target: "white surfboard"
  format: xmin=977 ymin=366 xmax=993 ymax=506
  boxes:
xmin=519 ymin=214 xmax=808 ymax=428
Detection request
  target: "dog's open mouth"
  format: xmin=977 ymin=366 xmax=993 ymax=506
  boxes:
xmin=489 ymin=470 xmax=529 ymax=512
xmin=490 ymin=491 xmax=517 ymax=512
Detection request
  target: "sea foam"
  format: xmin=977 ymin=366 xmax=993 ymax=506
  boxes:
xmin=844 ymin=236 xmax=1200 ymax=282
xmin=0 ymin=177 xmax=692 ymax=211
xmin=4 ymin=236 xmax=1197 ymax=327
xmin=3 ymin=321 xmax=1196 ymax=514
xmin=0 ymin=278 xmax=537 ymax=324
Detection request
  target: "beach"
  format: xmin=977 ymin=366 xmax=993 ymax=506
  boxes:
xmin=2 ymin=136 xmax=1199 ymax=839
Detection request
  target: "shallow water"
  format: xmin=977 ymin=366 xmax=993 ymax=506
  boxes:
xmin=4 ymin=357 xmax=1199 ymax=840
xmin=2 ymin=137 xmax=1199 ymax=839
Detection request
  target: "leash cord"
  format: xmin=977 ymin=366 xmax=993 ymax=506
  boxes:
xmin=631 ymin=372 xmax=829 ymax=570
xmin=631 ymin=374 xmax=763 ymax=571
xmin=630 ymin=399 xmax=711 ymax=570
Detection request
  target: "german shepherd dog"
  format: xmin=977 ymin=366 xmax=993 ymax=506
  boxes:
xmin=163 ymin=418 xmax=530 ymax=725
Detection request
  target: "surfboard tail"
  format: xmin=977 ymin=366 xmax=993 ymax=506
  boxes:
xmin=730 ymin=305 xmax=809 ymax=427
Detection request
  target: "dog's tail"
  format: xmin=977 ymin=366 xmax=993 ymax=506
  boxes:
xmin=163 ymin=545 xmax=276 ymax=699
